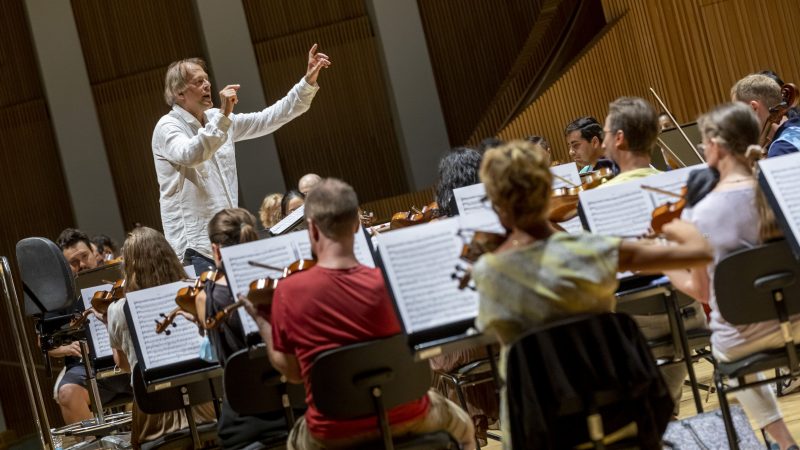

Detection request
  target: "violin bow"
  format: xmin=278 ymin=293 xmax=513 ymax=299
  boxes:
xmin=656 ymin=137 xmax=687 ymax=168
xmin=640 ymin=184 xmax=682 ymax=198
xmin=552 ymin=173 xmax=580 ymax=188
xmin=649 ymin=87 xmax=705 ymax=163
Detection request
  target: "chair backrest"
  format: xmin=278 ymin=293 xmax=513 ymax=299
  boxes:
xmin=715 ymin=240 xmax=800 ymax=325
xmin=505 ymin=313 xmax=672 ymax=449
xmin=224 ymin=345 xmax=305 ymax=416
xmin=16 ymin=237 xmax=75 ymax=316
xmin=132 ymin=364 xmax=221 ymax=414
xmin=310 ymin=334 xmax=430 ymax=420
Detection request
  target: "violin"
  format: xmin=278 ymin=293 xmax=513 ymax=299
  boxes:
xmin=204 ymin=259 xmax=316 ymax=329
xmin=390 ymin=202 xmax=442 ymax=229
xmin=155 ymin=270 xmax=220 ymax=335
xmin=761 ymin=83 xmax=799 ymax=148
xmin=451 ymin=230 xmax=506 ymax=290
xmin=548 ymin=167 xmax=614 ymax=223
xmin=70 ymin=279 xmax=126 ymax=328
xmin=641 ymin=185 xmax=688 ymax=235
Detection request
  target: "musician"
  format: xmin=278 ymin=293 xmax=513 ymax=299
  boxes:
xmin=731 ymin=73 xmax=800 ymax=157
xmin=50 ymin=228 xmax=131 ymax=424
xmin=476 ymin=137 xmax=504 ymax=155
xmin=298 ymin=173 xmax=321 ymax=195
xmin=564 ymin=116 xmax=616 ymax=174
xmin=259 ymin=193 xmax=284 ymax=229
xmin=152 ymin=45 xmax=330 ymax=261
xmin=657 ymin=112 xmax=676 ymax=131
xmin=472 ymin=140 xmax=713 ymax=445
xmin=194 ymin=208 xmax=291 ymax=449
xmin=665 ymin=102 xmax=797 ymax=449
xmin=525 ymin=135 xmax=555 ymax=165
xmin=105 ymin=227 xmax=216 ymax=446
xmin=597 ymin=97 xmax=707 ymax=412
xmin=91 ymin=234 xmax=119 ymax=261
xmin=281 ymin=189 xmax=305 ymax=218
xmin=434 ymin=146 xmax=482 ymax=217
xmin=246 ymin=178 xmax=476 ymax=450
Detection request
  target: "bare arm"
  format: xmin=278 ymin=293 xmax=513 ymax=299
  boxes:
xmin=113 ymin=349 xmax=131 ymax=373
xmin=618 ymin=219 xmax=712 ymax=273
xmin=665 ymin=267 xmax=710 ymax=303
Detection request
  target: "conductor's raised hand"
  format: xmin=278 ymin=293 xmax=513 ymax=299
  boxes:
xmin=304 ymin=43 xmax=331 ymax=86
xmin=219 ymin=84 xmax=240 ymax=117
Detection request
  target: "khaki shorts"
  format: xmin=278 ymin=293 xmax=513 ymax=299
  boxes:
xmin=288 ymin=389 xmax=475 ymax=450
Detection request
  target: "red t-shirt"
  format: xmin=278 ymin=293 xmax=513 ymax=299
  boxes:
xmin=269 ymin=264 xmax=429 ymax=440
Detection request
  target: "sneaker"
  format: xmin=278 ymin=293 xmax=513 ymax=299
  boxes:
xmin=778 ymin=368 xmax=800 ymax=396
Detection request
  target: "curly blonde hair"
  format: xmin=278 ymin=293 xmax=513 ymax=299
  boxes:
xmin=480 ymin=140 xmax=551 ymax=228
xmin=258 ymin=193 xmax=283 ymax=229
xmin=122 ymin=227 xmax=186 ymax=293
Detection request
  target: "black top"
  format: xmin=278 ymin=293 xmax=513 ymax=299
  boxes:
xmin=204 ymin=278 xmax=247 ymax=367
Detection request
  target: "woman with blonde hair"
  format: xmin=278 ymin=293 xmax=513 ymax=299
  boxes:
xmin=105 ymin=226 xmax=216 ymax=447
xmin=259 ymin=193 xmax=283 ymax=229
xmin=472 ymin=140 xmax=713 ymax=447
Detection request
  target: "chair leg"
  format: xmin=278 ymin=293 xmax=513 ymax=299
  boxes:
xmin=715 ymin=371 xmax=740 ymax=450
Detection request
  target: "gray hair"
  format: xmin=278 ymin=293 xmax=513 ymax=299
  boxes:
xmin=304 ymin=178 xmax=359 ymax=239
xmin=163 ymin=58 xmax=207 ymax=106
xmin=607 ymin=97 xmax=658 ymax=153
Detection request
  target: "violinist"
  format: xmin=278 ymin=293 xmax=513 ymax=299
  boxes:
xmin=435 ymin=146 xmax=482 ymax=217
xmin=195 ymin=208 xmax=291 ymax=448
xmin=564 ymin=116 xmax=617 ymax=174
xmin=596 ymin=97 xmax=707 ymax=413
xmin=105 ymin=227 xmax=216 ymax=446
xmin=732 ymin=73 xmax=800 ymax=158
xmin=297 ymin=173 xmax=322 ymax=195
xmin=525 ymin=135 xmax=556 ymax=165
xmin=281 ymin=189 xmax=306 ymax=218
xmin=472 ymin=140 xmax=712 ymax=446
xmin=244 ymin=178 xmax=476 ymax=450
xmin=259 ymin=192 xmax=283 ymax=229
xmin=91 ymin=234 xmax=119 ymax=262
xmin=665 ymin=102 xmax=798 ymax=449
xmin=47 ymin=229 xmax=131 ymax=424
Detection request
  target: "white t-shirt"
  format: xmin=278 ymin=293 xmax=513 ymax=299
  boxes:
xmin=107 ymin=298 xmax=137 ymax=383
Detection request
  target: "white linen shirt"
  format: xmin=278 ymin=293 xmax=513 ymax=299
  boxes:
xmin=152 ymin=78 xmax=318 ymax=259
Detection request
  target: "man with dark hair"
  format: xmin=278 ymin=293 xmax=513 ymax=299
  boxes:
xmin=598 ymin=97 xmax=661 ymax=187
xmin=49 ymin=228 xmax=131 ymax=424
xmin=91 ymin=234 xmax=118 ymax=261
xmin=247 ymin=178 xmax=475 ymax=449
xmin=435 ymin=147 xmax=482 ymax=217
xmin=732 ymin=73 xmax=800 ymax=157
xmin=564 ymin=116 xmax=616 ymax=173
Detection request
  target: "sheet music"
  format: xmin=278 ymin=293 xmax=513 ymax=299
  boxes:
xmin=377 ymin=218 xmax=479 ymax=334
xmin=125 ymin=281 xmax=204 ymax=370
xmin=80 ymin=284 xmax=113 ymax=359
xmin=579 ymin=164 xmax=704 ymax=236
xmin=269 ymin=204 xmax=305 ymax=235
xmin=353 ymin=229 xmax=376 ymax=267
xmin=184 ymin=265 xmax=196 ymax=279
xmin=550 ymin=162 xmax=581 ymax=189
xmin=458 ymin=208 xmax=504 ymax=235
xmin=558 ymin=216 xmax=585 ymax=234
xmin=759 ymin=154 xmax=800 ymax=255
xmin=453 ymin=183 xmax=490 ymax=216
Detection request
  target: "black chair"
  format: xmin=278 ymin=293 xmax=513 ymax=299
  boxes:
xmin=616 ymin=278 xmax=711 ymax=414
xmin=712 ymin=240 xmax=800 ymax=450
xmin=223 ymin=344 xmax=306 ymax=447
xmin=310 ymin=334 xmax=458 ymax=450
xmin=505 ymin=313 xmax=673 ymax=450
xmin=132 ymin=364 xmax=221 ymax=449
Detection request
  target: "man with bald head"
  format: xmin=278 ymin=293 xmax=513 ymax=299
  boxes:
xmin=298 ymin=173 xmax=321 ymax=195
xmin=152 ymin=45 xmax=331 ymax=262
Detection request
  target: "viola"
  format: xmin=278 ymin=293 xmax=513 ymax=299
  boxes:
xmin=548 ymin=167 xmax=614 ymax=223
xmin=761 ymin=83 xmax=799 ymax=148
xmin=451 ymin=230 xmax=507 ymax=290
xmin=204 ymin=259 xmax=316 ymax=329
xmin=70 ymin=279 xmax=126 ymax=328
xmin=155 ymin=270 xmax=220 ymax=335
xmin=390 ymin=202 xmax=442 ymax=229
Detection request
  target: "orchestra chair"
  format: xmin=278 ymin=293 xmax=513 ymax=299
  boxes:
xmin=505 ymin=313 xmax=673 ymax=449
xmin=712 ymin=240 xmax=800 ymax=450
xmin=615 ymin=277 xmax=711 ymax=414
xmin=224 ymin=344 xmax=306 ymax=447
xmin=132 ymin=363 xmax=221 ymax=450
xmin=310 ymin=334 xmax=458 ymax=450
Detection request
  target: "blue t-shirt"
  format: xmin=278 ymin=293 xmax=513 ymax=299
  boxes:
xmin=767 ymin=117 xmax=800 ymax=158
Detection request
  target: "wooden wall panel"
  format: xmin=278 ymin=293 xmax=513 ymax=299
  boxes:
xmin=498 ymin=0 xmax=800 ymax=164
xmin=417 ymin=0 xmax=540 ymax=145
xmin=0 ymin=0 xmax=76 ymax=436
xmin=243 ymin=0 xmax=409 ymax=203
xmin=72 ymin=0 xmax=206 ymax=231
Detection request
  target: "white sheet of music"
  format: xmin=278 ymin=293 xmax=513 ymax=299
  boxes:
xmin=453 ymin=183 xmax=490 ymax=216
xmin=558 ymin=216 xmax=585 ymax=234
xmin=80 ymin=284 xmax=114 ymax=359
xmin=759 ymin=153 xmax=800 ymax=250
xmin=269 ymin=204 xmax=305 ymax=235
xmin=457 ymin=208 xmax=505 ymax=235
xmin=550 ymin=162 xmax=581 ymax=189
xmin=377 ymin=218 xmax=479 ymax=334
xmin=125 ymin=281 xmax=202 ymax=370
xmin=579 ymin=164 xmax=704 ymax=236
